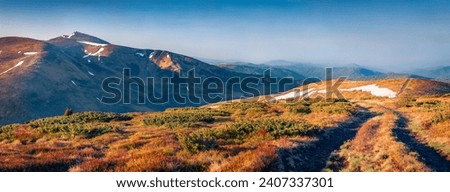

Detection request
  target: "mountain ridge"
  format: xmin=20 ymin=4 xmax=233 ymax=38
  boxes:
xmin=0 ymin=32 xmax=279 ymax=125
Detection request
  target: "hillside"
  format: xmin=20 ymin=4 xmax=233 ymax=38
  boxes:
xmin=0 ymin=32 xmax=287 ymax=125
xmin=0 ymin=77 xmax=449 ymax=171
xmin=263 ymin=60 xmax=421 ymax=80
xmin=410 ymin=66 xmax=450 ymax=79
xmin=267 ymin=78 xmax=450 ymax=101
xmin=217 ymin=62 xmax=305 ymax=80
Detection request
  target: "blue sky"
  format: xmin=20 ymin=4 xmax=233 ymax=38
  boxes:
xmin=1 ymin=0 xmax=449 ymax=71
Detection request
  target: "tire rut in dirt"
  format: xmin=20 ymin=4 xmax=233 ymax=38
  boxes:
xmin=270 ymin=108 xmax=375 ymax=172
xmin=393 ymin=114 xmax=450 ymax=172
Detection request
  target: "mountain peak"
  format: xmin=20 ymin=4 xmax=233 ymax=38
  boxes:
xmin=61 ymin=31 xmax=110 ymax=44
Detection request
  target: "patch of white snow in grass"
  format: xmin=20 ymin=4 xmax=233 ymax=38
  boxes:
xmin=340 ymin=84 xmax=397 ymax=98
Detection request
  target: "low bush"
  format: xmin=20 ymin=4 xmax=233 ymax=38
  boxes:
xmin=35 ymin=124 xmax=119 ymax=138
xmin=310 ymin=101 xmax=355 ymax=114
xmin=177 ymin=130 xmax=218 ymax=154
xmin=414 ymin=100 xmax=449 ymax=112
xmin=26 ymin=112 xmax=126 ymax=138
xmin=215 ymin=119 xmax=319 ymax=143
xmin=143 ymin=113 xmax=215 ymax=129
xmin=414 ymin=100 xmax=442 ymax=108
xmin=144 ymin=108 xmax=231 ymax=129
xmin=0 ymin=124 xmax=19 ymax=141
xmin=29 ymin=112 xmax=131 ymax=128
xmin=165 ymin=107 xmax=230 ymax=117
xmin=219 ymin=102 xmax=267 ymax=113
xmin=176 ymin=118 xmax=318 ymax=154
xmin=283 ymin=101 xmax=311 ymax=114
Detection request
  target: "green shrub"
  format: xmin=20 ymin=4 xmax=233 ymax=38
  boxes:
xmin=0 ymin=124 xmax=19 ymax=141
xmin=177 ymin=118 xmax=318 ymax=154
xmin=26 ymin=112 xmax=126 ymax=138
xmin=165 ymin=107 xmax=230 ymax=116
xmin=310 ymin=101 xmax=355 ymax=114
xmin=29 ymin=112 xmax=131 ymax=128
xmin=303 ymin=98 xmax=348 ymax=103
xmin=219 ymin=102 xmax=267 ymax=113
xmin=283 ymin=101 xmax=311 ymax=114
xmin=143 ymin=108 xmax=230 ymax=129
xmin=414 ymin=100 xmax=442 ymax=108
xmin=214 ymin=119 xmax=319 ymax=144
xmin=414 ymin=100 xmax=449 ymax=112
xmin=143 ymin=113 xmax=215 ymax=129
xmin=177 ymin=130 xmax=218 ymax=154
xmin=35 ymin=124 xmax=118 ymax=138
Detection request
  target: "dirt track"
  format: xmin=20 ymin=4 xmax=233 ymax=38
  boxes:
xmin=272 ymin=101 xmax=450 ymax=172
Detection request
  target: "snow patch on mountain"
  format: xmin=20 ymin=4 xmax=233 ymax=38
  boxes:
xmin=62 ymin=32 xmax=75 ymax=38
xmin=1 ymin=61 xmax=25 ymax=75
xmin=78 ymin=41 xmax=108 ymax=47
xmin=340 ymin=84 xmax=397 ymax=98
xmin=93 ymin=48 xmax=105 ymax=55
xmin=67 ymin=32 xmax=75 ymax=38
xmin=24 ymin=52 xmax=38 ymax=55
xmin=83 ymin=47 xmax=105 ymax=60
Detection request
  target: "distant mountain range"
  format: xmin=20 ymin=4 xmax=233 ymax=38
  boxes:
xmin=409 ymin=66 xmax=450 ymax=79
xmin=217 ymin=60 xmax=427 ymax=81
xmin=0 ymin=32 xmax=290 ymax=125
xmin=217 ymin=62 xmax=306 ymax=80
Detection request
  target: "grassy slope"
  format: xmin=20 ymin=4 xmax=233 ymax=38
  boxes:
xmin=0 ymin=99 xmax=356 ymax=171
xmin=1 ymin=78 xmax=449 ymax=172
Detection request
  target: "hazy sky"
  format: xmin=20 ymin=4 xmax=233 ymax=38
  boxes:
xmin=1 ymin=0 xmax=449 ymax=71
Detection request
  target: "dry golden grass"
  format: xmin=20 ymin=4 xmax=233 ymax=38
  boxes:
xmin=327 ymin=104 xmax=429 ymax=172
xmin=0 ymin=99 xmax=358 ymax=172
xmin=1 ymin=89 xmax=449 ymax=172
xmin=288 ymin=78 xmax=450 ymax=100
xmin=399 ymin=97 xmax=450 ymax=160
xmin=209 ymin=143 xmax=278 ymax=172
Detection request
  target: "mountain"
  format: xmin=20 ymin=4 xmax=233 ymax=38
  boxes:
xmin=263 ymin=61 xmax=423 ymax=80
xmin=409 ymin=66 xmax=450 ymax=79
xmin=0 ymin=32 xmax=280 ymax=125
xmin=217 ymin=62 xmax=305 ymax=80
